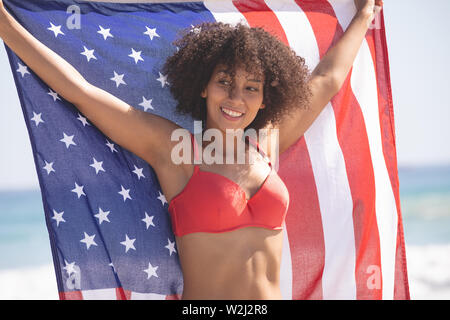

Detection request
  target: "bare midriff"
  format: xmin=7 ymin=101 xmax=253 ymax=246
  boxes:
xmin=175 ymin=226 xmax=283 ymax=300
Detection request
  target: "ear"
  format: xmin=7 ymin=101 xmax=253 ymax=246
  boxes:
xmin=260 ymin=104 xmax=266 ymax=109
xmin=201 ymin=89 xmax=207 ymax=98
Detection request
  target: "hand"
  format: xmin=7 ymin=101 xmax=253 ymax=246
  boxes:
xmin=354 ymin=0 xmax=383 ymax=21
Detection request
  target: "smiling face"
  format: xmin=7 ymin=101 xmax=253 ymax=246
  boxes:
xmin=201 ymin=64 xmax=266 ymax=134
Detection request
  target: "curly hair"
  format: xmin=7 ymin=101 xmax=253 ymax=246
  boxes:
xmin=162 ymin=22 xmax=312 ymax=131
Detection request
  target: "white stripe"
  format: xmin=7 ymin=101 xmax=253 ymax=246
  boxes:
xmin=280 ymin=223 xmax=292 ymax=300
xmin=130 ymin=291 xmax=167 ymax=300
xmin=202 ymin=0 xmax=249 ymax=27
xmin=266 ymin=0 xmax=357 ymax=299
xmin=328 ymin=0 xmax=399 ymax=300
xmin=81 ymin=288 xmax=117 ymax=299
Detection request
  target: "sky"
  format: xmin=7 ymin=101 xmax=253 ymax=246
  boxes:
xmin=0 ymin=0 xmax=449 ymax=190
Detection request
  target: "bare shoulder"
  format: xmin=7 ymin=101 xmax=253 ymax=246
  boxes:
xmin=148 ymin=123 xmax=195 ymax=204
xmin=141 ymin=116 xmax=187 ymax=172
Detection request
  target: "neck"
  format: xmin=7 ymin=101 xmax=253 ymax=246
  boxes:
xmin=202 ymin=125 xmax=248 ymax=164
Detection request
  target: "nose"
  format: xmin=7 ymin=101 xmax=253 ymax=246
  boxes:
xmin=227 ymin=84 xmax=244 ymax=104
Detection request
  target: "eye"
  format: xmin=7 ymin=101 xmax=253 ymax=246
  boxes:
xmin=247 ymin=86 xmax=259 ymax=92
xmin=218 ymin=79 xmax=230 ymax=85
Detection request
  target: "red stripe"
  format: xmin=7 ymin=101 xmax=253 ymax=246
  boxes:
xmin=59 ymin=290 xmax=83 ymax=300
xmin=166 ymin=294 xmax=182 ymax=300
xmin=364 ymin=11 xmax=410 ymax=299
xmin=231 ymin=0 xmax=288 ymax=43
xmin=279 ymin=141 xmax=325 ymax=299
xmin=297 ymin=0 xmax=382 ymax=299
xmin=116 ymin=287 xmax=131 ymax=300
xmin=232 ymin=0 xmax=325 ymax=299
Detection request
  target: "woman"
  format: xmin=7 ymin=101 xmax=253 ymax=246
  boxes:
xmin=0 ymin=0 xmax=382 ymax=299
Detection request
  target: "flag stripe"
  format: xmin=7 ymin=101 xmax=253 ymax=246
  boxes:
xmin=304 ymin=0 xmax=382 ymax=299
xmin=275 ymin=0 xmax=355 ymax=299
xmin=130 ymin=291 xmax=167 ymax=300
xmin=82 ymin=288 xmax=117 ymax=299
xmin=60 ymin=288 xmax=169 ymax=300
xmin=279 ymin=221 xmax=293 ymax=300
xmin=363 ymin=10 xmax=409 ymax=299
xmin=203 ymin=0 xmax=249 ymax=26
xmin=232 ymin=0 xmax=288 ymax=43
xmin=328 ymin=0 xmax=398 ymax=299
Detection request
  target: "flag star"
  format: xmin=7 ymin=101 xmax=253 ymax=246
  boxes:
xmin=80 ymin=232 xmax=97 ymax=250
xmin=52 ymin=209 xmax=65 ymax=227
xmin=47 ymin=22 xmax=65 ymax=37
xmin=94 ymin=207 xmax=110 ymax=224
xmin=156 ymin=72 xmax=169 ymax=88
xmin=106 ymin=140 xmax=118 ymax=153
xmin=81 ymin=46 xmax=97 ymax=62
xmin=71 ymin=182 xmax=86 ymax=199
xmin=143 ymin=26 xmax=160 ymax=40
xmin=157 ymin=191 xmax=167 ymax=206
xmin=31 ymin=111 xmax=44 ymax=126
xmin=143 ymin=262 xmax=159 ymax=279
xmin=165 ymin=238 xmax=177 ymax=256
xmin=43 ymin=160 xmax=55 ymax=175
xmin=128 ymin=48 xmax=144 ymax=64
xmin=60 ymin=132 xmax=76 ymax=149
xmin=110 ymin=71 xmax=126 ymax=88
xmin=63 ymin=260 xmax=77 ymax=276
xmin=77 ymin=113 xmax=90 ymax=127
xmin=132 ymin=165 xmax=145 ymax=180
xmin=142 ymin=212 xmax=155 ymax=229
xmin=97 ymin=25 xmax=113 ymax=40
xmin=16 ymin=62 xmax=30 ymax=77
xmin=48 ymin=88 xmax=61 ymax=101
xmin=139 ymin=96 xmax=154 ymax=111
xmin=120 ymin=234 xmax=136 ymax=253
xmin=118 ymin=185 xmax=132 ymax=202
xmin=90 ymin=157 xmax=105 ymax=174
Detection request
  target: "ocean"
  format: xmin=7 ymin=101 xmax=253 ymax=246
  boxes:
xmin=0 ymin=165 xmax=449 ymax=299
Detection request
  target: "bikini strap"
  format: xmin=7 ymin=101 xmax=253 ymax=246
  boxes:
xmin=190 ymin=133 xmax=201 ymax=163
xmin=246 ymin=135 xmax=271 ymax=167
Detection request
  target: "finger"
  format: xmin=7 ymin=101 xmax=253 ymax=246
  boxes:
xmin=375 ymin=0 xmax=383 ymax=7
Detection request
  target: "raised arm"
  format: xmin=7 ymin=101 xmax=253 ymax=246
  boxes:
xmin=0 ymin=1 xmax=177 ymax=168
xmin=275 ymin=0 xmax=383 ymax=155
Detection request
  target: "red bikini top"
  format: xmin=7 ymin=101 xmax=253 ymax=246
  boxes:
xmin=168 ymin=133 xmax=289 ymax=237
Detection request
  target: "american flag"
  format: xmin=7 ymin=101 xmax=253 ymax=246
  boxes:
xmin=3 ymin=0 xmax=409 ymax=299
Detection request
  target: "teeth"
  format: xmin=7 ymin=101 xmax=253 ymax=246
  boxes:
xmin=221 ymin=107 xmax=244 ymax=117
